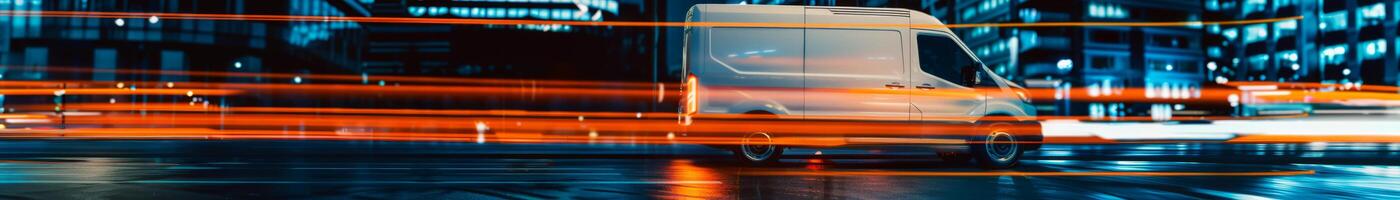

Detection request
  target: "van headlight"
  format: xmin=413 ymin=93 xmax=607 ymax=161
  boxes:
xmin=1015 ymin=91 xmax=1031 ymax=103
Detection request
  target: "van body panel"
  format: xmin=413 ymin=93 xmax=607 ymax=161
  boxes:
xmin=803 ymin=29 xmax=910 ymax=120
xmin=803 ymin=7 xmax=911 ymax=121
xmin=690 ymin=5 xmax=807 ymax=118
xmin=684 ymin=4 xmax=1041 ymax=150
xmin=701 ymin=27 xmax=805 ymax=117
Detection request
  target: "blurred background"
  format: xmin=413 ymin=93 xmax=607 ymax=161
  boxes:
xmin=0 ymin=1 xmax=1398 ymax=199
xmin=1 ymin=0 xmax=1397 ymax=119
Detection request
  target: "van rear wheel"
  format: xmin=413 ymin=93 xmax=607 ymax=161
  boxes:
xmin=734 ymin=132 xmax=783 ymax=165
xmin=970 ymin=123 xmax=1022 ymax=169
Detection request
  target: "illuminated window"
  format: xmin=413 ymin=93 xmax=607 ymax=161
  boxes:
xmin=960 ymin=0 xmax=1009 ymax=20
xmin=961 ymin=7 xmax=978 ymax=20
xmin=1221 ymin=28 xmax=1238 ymax=41
xmin=1242 ymin=24 xmax=1267 ymax=44
xmin=974 ymin=40 xmax=1012 ymax=58
xmin=1019 ymin=8 xmax=1040 ymax=23
xmin=1018 ymin=31 xmax=1038 ymax=49
xmin=1271 ymin=0 xmax=1297 ymax=11
xmin=1321 ymin=45 xmax=1347 ymax=65
xmin=968 ymin=27 xmax=995 ymax=39
xmin=1148 ymin=59 xmax=1198 ymax=73
xmin=1273 ymin=20 xmax=1296 ymax=39
xmin=1361 ymin=39 xmax=1387 ymax=60
xmin=1277 ymin=51 xmax=1300 ymax=72
xmin=1242 ymin=0 xmax=1265 ymax=15
xmin=1358 ymin=3 xmax=1386 ymax=28
xmin=405 ymin=0 xmax=618 ymax=22
xmin=1088 ymin=3 xmax=1128 ymax=19
xmin=1319 ymin=11 xmax=1347 ymax=32
xmin=287 ymin=0 xmax=362 ymax=46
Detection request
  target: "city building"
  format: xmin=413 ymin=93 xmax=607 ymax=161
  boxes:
xmin=0 ymin=0 xmax=368 ymax=81
xmin=944 ymin=0 xmax=1207 ymax=118
xmin=0 ymin=0 xmax=368 ymax=114
xmin=1203 ymin=0 xmax=1398 ymax=87
xmin=664 ymin=0 xmax=1213 ymax=118
xmin=357 ymin=0 xmax=659 ymax=83
xmin=355 ymin=0 xmax=665 ymax=111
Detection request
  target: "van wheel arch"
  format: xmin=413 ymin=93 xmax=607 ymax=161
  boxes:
xmin=731 ymin=110 xmax=783 ymax=165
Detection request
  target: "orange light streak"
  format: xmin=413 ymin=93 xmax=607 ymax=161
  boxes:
xmin=10 ymin=66 xmax=656 ymax=88
xmin=0 ymin=80 xmax=658 ymax=97
xmin=0 ymin=88 xmax=241 ymax=96
xmin=1227 ymin=81 xmax=1400 ymax=93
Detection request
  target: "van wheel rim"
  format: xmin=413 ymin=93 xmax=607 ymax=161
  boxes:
xmin=741 ymin=132 xmax=775 ymax=161
xmin=984 ymin=131 xmax=1018 ymax=162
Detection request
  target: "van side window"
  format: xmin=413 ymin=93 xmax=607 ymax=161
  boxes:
xmin=916 ymin=34 xmax=971 ymax=85
xmin=711 ymin=28 xmax=804 ymax=74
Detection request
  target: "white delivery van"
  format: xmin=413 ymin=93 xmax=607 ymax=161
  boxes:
xmin=679 ymin=4 xmax=1041 ymax=169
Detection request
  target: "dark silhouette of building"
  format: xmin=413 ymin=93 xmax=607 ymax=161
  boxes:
xmin=0 ymin=0 xmax=368 ymax=81
xmin=0 ymin=0 xmax=370 ymax=115
xmin=357 ymin=0 xmax=658 ymax=82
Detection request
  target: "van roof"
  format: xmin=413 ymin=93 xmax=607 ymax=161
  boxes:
xmin=688 ymin=4 xmax=951 ymax=33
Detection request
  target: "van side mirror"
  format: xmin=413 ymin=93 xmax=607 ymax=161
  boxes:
xmin=961 ymin=65 xmax=981 ymax=87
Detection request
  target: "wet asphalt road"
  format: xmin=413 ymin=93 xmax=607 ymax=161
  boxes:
xmin=0 ymin=140 xmax=1397 ymax=199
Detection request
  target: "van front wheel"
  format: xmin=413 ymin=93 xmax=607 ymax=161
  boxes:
xmin=734 ymin=132 xmax=783 ymax=165
xmin=970 ymin=123 xmax=1022 ymax=169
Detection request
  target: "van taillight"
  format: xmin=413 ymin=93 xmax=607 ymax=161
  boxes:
xmin=681 ymin=74 xmax=698 ymax=125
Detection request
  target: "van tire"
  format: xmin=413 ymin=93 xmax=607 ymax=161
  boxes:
xmin=970 ymin=122 xmax=1022 ymax=169
xmin=734 ymin=132 xmax=783 ymax=165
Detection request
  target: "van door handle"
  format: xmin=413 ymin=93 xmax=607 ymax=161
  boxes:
xmin=916 ymin=84 xmax=936 ymax=90
xmin=884 ymin=83 xmax=906 ymax=89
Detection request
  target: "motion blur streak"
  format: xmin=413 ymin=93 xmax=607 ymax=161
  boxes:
xmin=0 ymin=88 xmax=242 ymax=96
xmin=52 ymin=103 xmax=678 ymax=119
xmin=2 ymin=66 xmax=1397 ymax=146
xmin=738 ymin=170 xmax=1316 ymax=177
xmin=0 ymin=80 xmax=658 ymax=97
xmin=10 ymin=66 xmax=656 ymax=88
xmin=0 ymin=112 xmax=1382 ymax=145
xmin=1228 ymin=81 xmax=1400 ymax=93
xmin=1229 ymin=135 xmax=1400 ymax=143
xmin=36 ymin=103 xmax=1303 ymax=122
xmin=0 ymin=11 xmax=1300 ymax=29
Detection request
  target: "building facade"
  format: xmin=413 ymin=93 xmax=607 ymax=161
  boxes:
xmin=663 ymin=0 xmax=1213 ymax=118
xmin=357 ymin=0 xmax=659 ymax=82
xmin=0 ymin=0 xmax=368 ymax=115
xmin=0 ymin=0 xmax=367 ymax=81
xmin=942 ymin=0 xmax=1207 ymax=118
xmin=1204 ymin=0 xmax=1399 ymax=87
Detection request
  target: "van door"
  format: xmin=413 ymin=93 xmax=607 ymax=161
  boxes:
xmin=911 ymin=31 xmax=984 ymax=125
xmin=803 ymin=12 xmax=910 ymax=121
